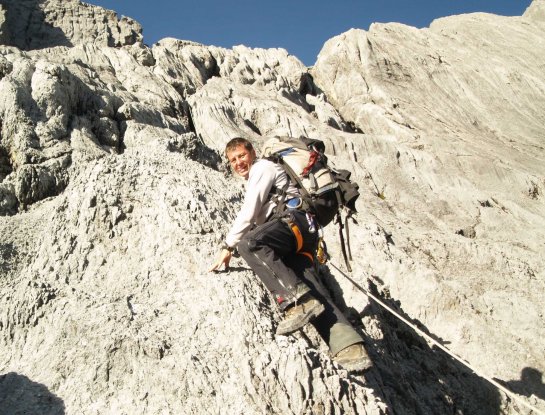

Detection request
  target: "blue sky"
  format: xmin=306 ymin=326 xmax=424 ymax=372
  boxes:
xmin=86 ymin=0 xmax=532 ymax=66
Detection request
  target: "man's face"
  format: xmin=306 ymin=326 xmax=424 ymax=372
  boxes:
xmin=227 ymin=145 xmax=256 ymax=180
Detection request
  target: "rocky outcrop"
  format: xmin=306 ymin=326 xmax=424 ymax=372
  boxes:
xmin=0 ymin=0 xmax=142 ymax=49
xmin=1 ymin=0 xmax=544 ymax=414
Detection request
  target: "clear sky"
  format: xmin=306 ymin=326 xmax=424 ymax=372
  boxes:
xmin=86 ymin=0 xmax=533 ymax=66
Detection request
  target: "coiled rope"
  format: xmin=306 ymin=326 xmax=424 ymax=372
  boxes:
xmin=329 ymin=261 xmax=545 ymax=415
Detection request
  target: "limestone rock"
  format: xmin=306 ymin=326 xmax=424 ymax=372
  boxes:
xmin=1 ymin=1 xmax=544 ymax=414
xmin=0 ymin=0 xmax=142 ymax=50
xmin=311 ymin=2 xmax=545 ymax=413
xmin=524 ymin=0 xmax=545 ymax=23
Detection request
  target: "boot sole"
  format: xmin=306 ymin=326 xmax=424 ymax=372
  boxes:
xmin=276 ymin=303 xmax=325 ymax=335
xmin=335 ymin=358 xmax=373 ymax=373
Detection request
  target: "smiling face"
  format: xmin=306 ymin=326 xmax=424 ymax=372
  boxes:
xmin=227 ymin=144 xmax=256 ymax=180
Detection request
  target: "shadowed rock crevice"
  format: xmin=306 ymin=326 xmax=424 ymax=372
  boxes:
xmin=166 ymin=132 xmax=222 ymax=170
xmin=0 ymin=146 xmax=11 ymax=182
xmin=0 ymin=241 xmax=16 ymax=275
xmin=15 ymin=160 xmax=70 ymax=209
xmin=0 ymin=372 xmax=65 ymax=415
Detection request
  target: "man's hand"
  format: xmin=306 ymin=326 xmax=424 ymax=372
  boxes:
xmin=209 ymin=249 xmax=233 ymax=272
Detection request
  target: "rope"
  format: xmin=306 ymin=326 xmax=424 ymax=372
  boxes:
xmin=329 ymin=261 xmax=545 ymax=415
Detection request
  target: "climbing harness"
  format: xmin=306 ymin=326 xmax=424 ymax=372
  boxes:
xmin=329 ymin=261 xmax=545 ymax=415
xmin=283 ymin=217 xmax=314 ymax=263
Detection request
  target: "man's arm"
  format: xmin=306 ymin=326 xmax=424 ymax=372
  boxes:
xmin=208 ymin=245 xmax=234 ymax=272
xmin=209 ymin=161 xmax=276 ymax=271
xmin=225 ymin=162 xmax=275 ymax=247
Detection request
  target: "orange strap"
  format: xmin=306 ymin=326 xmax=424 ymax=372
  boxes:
xmin=288 ymin=221 xmax=315 ymax=263
xmin=289 ymin=222 xmax=304 ymax=252
xmin=298 ymin=251 xmax=314 ymax=263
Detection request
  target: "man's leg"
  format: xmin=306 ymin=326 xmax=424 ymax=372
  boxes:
xmin=285 ymin=256 xmax=364 ymax=355
xmin=288 ymin=258 xmax=372 ymax=371
xmin=238 ymin=212 xmax=371 ymax=370
xmin=237 ymin=218 xmax=312 ymax=307
xmin=237 ymin=217 xmax=325 ymax=336
xmin=282 ymin=212 xmax=372 ymax=372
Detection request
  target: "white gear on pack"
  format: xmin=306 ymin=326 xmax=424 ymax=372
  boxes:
xmin=261 ymin=136 xmax=360 ymax=271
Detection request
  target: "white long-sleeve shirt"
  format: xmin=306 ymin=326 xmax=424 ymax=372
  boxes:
xmin=225 ymin=159 xmax=298 ymax=247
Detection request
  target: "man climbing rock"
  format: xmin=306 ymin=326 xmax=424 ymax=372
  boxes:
xmin=209 ymin=137 xmax=372 ymax=373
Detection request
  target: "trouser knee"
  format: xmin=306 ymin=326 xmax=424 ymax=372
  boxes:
xmin=236 ymin=235 xmax=254 ymax=261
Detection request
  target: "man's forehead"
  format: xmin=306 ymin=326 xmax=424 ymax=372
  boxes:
xmin=227 ymin=145 xmax=250 ymax=157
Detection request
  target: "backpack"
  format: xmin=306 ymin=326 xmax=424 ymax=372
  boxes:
xmin=261 ymin=136 xmax=360 ymax=270
xmin=261 ymin=137 xmax=360 ymax=272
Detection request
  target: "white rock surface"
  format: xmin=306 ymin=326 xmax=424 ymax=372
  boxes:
xmin=0 ymin=0 xmax=544 ymax=414
xmin=0 ymin=0 xmax=142 ymax=49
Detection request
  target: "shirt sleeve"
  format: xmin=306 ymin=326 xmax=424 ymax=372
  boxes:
xmin=225 ymin=161 xmax=276 ymax=247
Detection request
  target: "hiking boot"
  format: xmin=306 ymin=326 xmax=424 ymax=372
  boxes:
xmin=333 ymin=343 xmax=373 ymax=373
xmin=276 ymin=294 xmax=325 ymax=335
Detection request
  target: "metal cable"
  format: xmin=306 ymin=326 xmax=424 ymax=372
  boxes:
xmin=329 ymin=261 xmax=545 ymax=415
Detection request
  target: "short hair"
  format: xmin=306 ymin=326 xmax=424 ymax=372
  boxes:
xmin=225 ymin=137 xmax=254 ymax=157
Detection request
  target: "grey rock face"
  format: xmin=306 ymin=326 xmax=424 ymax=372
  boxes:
xmin=310 ymin=2 xmax=545 ymax=413
xmin=0 ymin=0 xmax=142 ymax=50
xmin=1 ymin=0 xmax=544 ymax=414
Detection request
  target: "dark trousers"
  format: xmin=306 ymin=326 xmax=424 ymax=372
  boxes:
xmin=237 ymin=210 xmax=363 ymax=355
